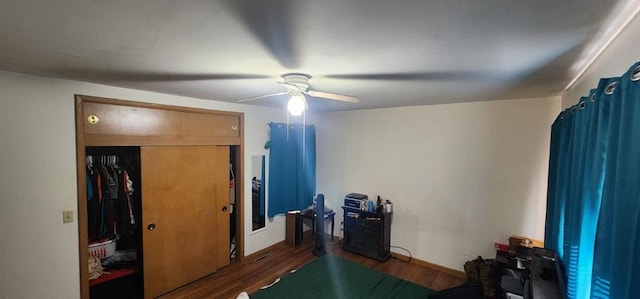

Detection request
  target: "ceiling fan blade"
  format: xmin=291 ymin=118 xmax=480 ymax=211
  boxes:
xmin=134 ymin=73 xmax=269 ymax=81
xmin=236 ymin=91 xmax=289 ymax=102
xmin=306 ymin=90 xmax=359 ymax=103
xmin=222 ymin=0 xmax=299 ymax=68
xmin=325 ymin=71 xmax=493 ymax=81
xmin=47 ymin=68 xmax=269 ymax=82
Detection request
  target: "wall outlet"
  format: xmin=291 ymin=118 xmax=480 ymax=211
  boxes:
xmin=63 ymin=210 xmax=74 ymax=223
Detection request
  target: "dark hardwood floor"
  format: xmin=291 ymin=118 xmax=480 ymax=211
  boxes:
xmin=159 ymin=233 xmax=466 ymax=299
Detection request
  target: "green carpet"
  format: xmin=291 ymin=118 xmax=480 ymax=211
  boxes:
xmin=250 ymin=255 xmax=433 ymax=299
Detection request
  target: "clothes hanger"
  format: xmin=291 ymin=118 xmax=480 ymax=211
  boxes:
xmin=86 ymin=156 xmax=94 ymax=175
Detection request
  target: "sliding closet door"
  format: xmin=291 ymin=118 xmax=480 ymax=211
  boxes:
xmin=141 ymin=146 xmax=229 ymax=299
xmin=212 ymin=146 xmax=231 ymax=269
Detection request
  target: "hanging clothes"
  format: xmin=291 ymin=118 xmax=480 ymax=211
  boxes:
xmin=229 ymin=163 xmax=236 ymax=207
xmin=86 ymin=153 xmax=138 ymax=244
xmin=229 ymin=163 xmax=236 ymax=244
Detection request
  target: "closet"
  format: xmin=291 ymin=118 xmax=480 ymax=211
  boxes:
xmin=86 ymin=147 xmax=142 ymax=299
xmin=75 ymin=95 xmax=244 ymax=299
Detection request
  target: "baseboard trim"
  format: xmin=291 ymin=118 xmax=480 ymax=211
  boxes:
xmin=390 ymin=252 xmax=466 ymax=279
xmin=243 ymin=234 xmax=466 ymax=279
xmin=243 ymin=230 xmax=314 ymax=262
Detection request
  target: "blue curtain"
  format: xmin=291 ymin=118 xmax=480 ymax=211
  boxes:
xmin=545 ymin=62 xmax=640 ymax=299
xmin=267 ymin=122 xmax=316 ymax=217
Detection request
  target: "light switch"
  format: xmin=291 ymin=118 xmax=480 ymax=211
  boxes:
xmin=63 ymin=210 xmax=74 ymax=223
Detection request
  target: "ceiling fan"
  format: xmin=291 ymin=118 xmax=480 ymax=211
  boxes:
xmin=237 ymin=73 xmax=359 ymax=115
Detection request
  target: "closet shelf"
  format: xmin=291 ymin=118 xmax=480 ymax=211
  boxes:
xmin=89 ymin=268 xmax=136 ymax=287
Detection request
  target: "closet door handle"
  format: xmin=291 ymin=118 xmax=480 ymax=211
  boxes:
xmin=222 ymin=206 xmax=228 ymax=212
xmin=147 ymin=223 xmax=156 ymax=231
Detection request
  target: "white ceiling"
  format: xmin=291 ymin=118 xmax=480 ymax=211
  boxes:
xmin=0 ymin=0 xmax=638 ymax=112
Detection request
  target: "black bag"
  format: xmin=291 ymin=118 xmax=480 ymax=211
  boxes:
xmin=463 ymin=256 xmax=502 ymax=299
xmin=428 ymin=282 xmax=483 ymax=299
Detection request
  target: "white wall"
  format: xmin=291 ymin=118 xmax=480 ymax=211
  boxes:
xmin=0 ymin=68 xmax=563 ymax=297
xmin=314 ymin=96 xmax=561 ymax=271
xmin=0 ymin=71 xmax=287 ymax=299
xmin=563 ymin=11 xmax=640 ymax=107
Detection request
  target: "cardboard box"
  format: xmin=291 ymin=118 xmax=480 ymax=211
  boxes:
xmin=508 ymin=235 xmax=544 ymax=259
xmin=286 ymin=211 xmax=302 ymax=247
xmin=509 ymin=235 xmax=543 ymax=249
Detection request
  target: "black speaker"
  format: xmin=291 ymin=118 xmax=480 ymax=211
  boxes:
xmin=312 ymin=194 xmax=326 ymax=256
xmin=294 ymin=213 xmax=302 ymax=245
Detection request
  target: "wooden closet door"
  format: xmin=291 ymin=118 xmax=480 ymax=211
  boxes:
xmin=141 ymin=146 xmax=229 ymax=299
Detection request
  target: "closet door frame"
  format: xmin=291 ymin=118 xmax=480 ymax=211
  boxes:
xmin=74 ymin=95 xmax=245 ymax=299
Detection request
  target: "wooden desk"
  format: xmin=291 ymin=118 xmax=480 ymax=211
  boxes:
xmin=301 ymin=209 xmax=336 ymax=240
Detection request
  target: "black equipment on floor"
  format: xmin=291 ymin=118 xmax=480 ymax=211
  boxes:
xmin=342 ymin=206 xmax=392 ymax=261
xmin=312 ymin=194 xmax=326 ymax=256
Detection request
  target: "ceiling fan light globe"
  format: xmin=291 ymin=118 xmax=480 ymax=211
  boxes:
xmin=287 ymin=94 xmax=306 ymax=116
